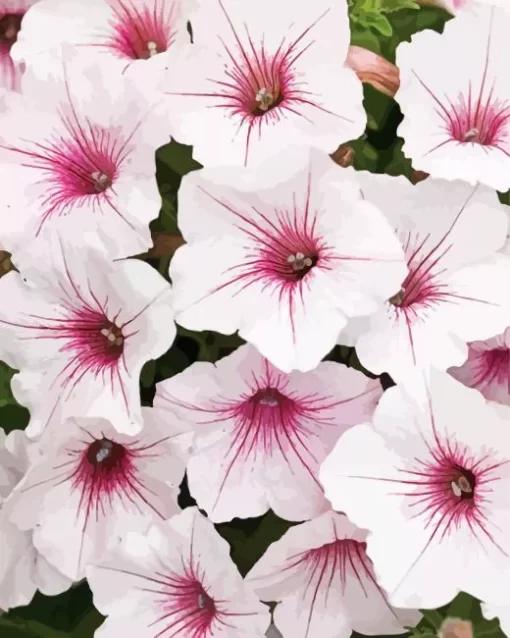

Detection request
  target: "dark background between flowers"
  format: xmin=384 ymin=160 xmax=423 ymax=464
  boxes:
xmin=1 ymin=2 xmax=509 ymax=636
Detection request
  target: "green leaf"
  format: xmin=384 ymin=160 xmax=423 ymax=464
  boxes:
xmin=498 ymin=190 xmax=510 ymax=206
xmin=140 ymin=359 xmax=157 ymax=389
xmin=445 ymin=592 xmax=475 ymax=620
xmin=0 ymin=404 xmax=30 ymax=433
xmin=4 ymin=583 xmax=103 ymax=637
xmin=0 ymin=361 xmax=17 ymax=408
xmin=380 ymin=0 xmax=419 ymax=12
xmin=218 ymin=511 xmax=298 ymax=577
xmin=157 ymin=140 xmax=202 ymax=177
xmin=361 ymin=11 xmax=393 ymax=36
xmin=349 ymin=26 xmax=383 ymax=54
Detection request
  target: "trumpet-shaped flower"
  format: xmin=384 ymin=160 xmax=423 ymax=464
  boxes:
xmin=154 ymin=344 xmax=382 ymax=523
xmin=11 ymin=0 xmax=193 ymax=88
xmin=320 ymin=371 xmax=510 ymax=609
xmin=170 ymin=148 xmax=407 ymax=373
xmin=5 ymin=412 xmax=191 ymax=581
xmin=0 ymin=241 xmax=174 ymax=437
xmin=396 ymin=4 xmax=510 ymax=190
xmin=161 ymin=0 xmax=365 ymax=167
xmin=246 ymin=511 xmax=421 ymax=638
xmin=449 ymin=327 xmax=510 ymax=405
xmin=343 ymin=172 xmax=510 ymax=383
xmin=0 ymin=52 xmax=169 ymax=259
xmin=86 ymin=507 xmax=271 ymax=637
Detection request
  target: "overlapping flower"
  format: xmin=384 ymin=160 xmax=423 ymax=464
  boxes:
xmin=0 ymin=0 xmax=509 ymax=637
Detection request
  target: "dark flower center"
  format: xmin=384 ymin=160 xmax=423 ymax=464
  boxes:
xmin=100 ymin=322 xmax=124 ymax=352
xmin=254 ymin=387 xmax=284 ymax=407
xmin=197 ymin=589 xmax=215 ymax=613
xmin=91 ymin=170 xmax=113 ymax=193
xmin=286 ymin=251 xmax=318 ymax=281
xmin=252 ymin=86 xmax=284 ymax=116
xmin=450 ymin=467 xmax=476 ymax=500
xmin=0 ymin=14 xmax=22 ymax=48
xmin=86 ymin=438 xmax=126 ymax=471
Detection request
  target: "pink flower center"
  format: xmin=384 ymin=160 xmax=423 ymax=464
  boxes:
xmin=230 ymin=51 xmax=288 ymax=117
xmin=445 ymin=89 xmax=510 ymax=146
xmin=72 ymin=435 xmax=138 ymax=522
xmin=47 ymin=131 xmax=117 ymax=198
xmin=106 ymin=0 xmax=177 ymax=60
xmin=4 ymin=113 xmax=133 ymax=232
xmin=152 ymin=570 xmax=217 ymax=636
xmin=0 ymin=14 xmax=22 ymax=51
xmin=288 ymin=538 xmax=389 ymax=638
xmin=398 ymin=439 xmax=499 ymax=541
xmin=389 ymin=231 xmax=451 ymax=309
xmin=462 ymin=346 xmax=510 ymax=396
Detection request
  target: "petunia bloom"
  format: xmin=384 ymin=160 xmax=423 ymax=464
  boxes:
xmin=0 ymin=241 xmax=175 ymax=437
xmin=0 ymin=51 xmax=169 ymax=259
xmin=86 ymin=507 xmax=271 ymax=637
xmin=342 ymin=172 xmax=510 ymax=384
xmin=153 ymin=344 xmax=382 ymax=523
xmin=396 ymin=4 xmax=510 ymax=190
xmin=5 ymin=412 xmax=191 ymax=581
xmin=11 ymin=0 xmax=193 ymax=87
xmin=320 ymin=371 xmax=510 ymax=609
xmin=449 ymin=327 xmax=510 ymax=405
xmin=0 ymin=428 xmax=71 ymax=610
xmin=170 ymin=148 xmax=407 ymax=373
xmin=0 ymin=0 xmax=38 ymax=91
xmin=161 ymin=0 xmax=366 ymax=167
xmin=246 ymin=511 xmax=421 ymax=638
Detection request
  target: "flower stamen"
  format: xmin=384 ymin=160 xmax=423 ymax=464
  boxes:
xmin=287 ymin=252 xmax=313 ymax=272
xmin=91 ymin=171 xmax=112 ymax=193
xmin=450 ymin=470 xmax=475 ymax=499
xmin=100 ymin=324 xmax=124 ymax=348
xmin=255 ymin=87 xmax=275 ymax=112
xmin=463 ymin=127 xmax=480 ymax=143
xmin=147 ymin=40 xmax=158 ymax=57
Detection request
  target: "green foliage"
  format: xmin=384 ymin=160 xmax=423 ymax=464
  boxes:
xmin=0 ymin=583 xmax=103 ymax=637
xmin=349 ymin=0 xmax=420 ymax=38
xmin=0 ymin=362 xmax=30 ymax=433
xmin=408 ymin=593 xmax=506 ymax=638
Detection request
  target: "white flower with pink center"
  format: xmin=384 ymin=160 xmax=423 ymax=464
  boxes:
xmin=396 ymin=4 xmax=510 ymax=190
xmin=0 ymin=241 xmax=174 ymax=437
xmin=11 ymin=0 xmax=192 ymax=87
xmin=161 ymin=0 xmax=365 ymax=167
xmin=86 ymin=507 xmax=271 ymax=637
xmin=4 ymin=412 xmax=191 ymax=581
xmin=0 ymin=0 xmax=38 ymax=91
xmin=246 ymin=511 xmax=421 ymax=638
xmin=0 ymin=428 xmax=72 ymax=610
xmin=170 ymin=149 xmax=407 ymax=373
xmin=320 ymin=371 xmax=510 ymax=609
xmin=449 ymin=328 xmax=510 ymax=405
xmin=342 ymin=172 xmax=510 ymax=384
xmin=0 ymin=52 xmax=168 ymax=259
xmin=153 ymin=344 xmax=382 ymax=523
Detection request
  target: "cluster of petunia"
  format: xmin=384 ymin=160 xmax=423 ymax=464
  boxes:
xmin=1 ymin=0 xmax=510 ymax=636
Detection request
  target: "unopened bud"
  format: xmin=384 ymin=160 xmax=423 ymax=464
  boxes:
xmin=438 ymin=618 xmax=473 ymax=638
xmin=331 ymin=144 xmax=355 ymax=168
xmin=410 ymin=170 xmax=430 ymax=185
